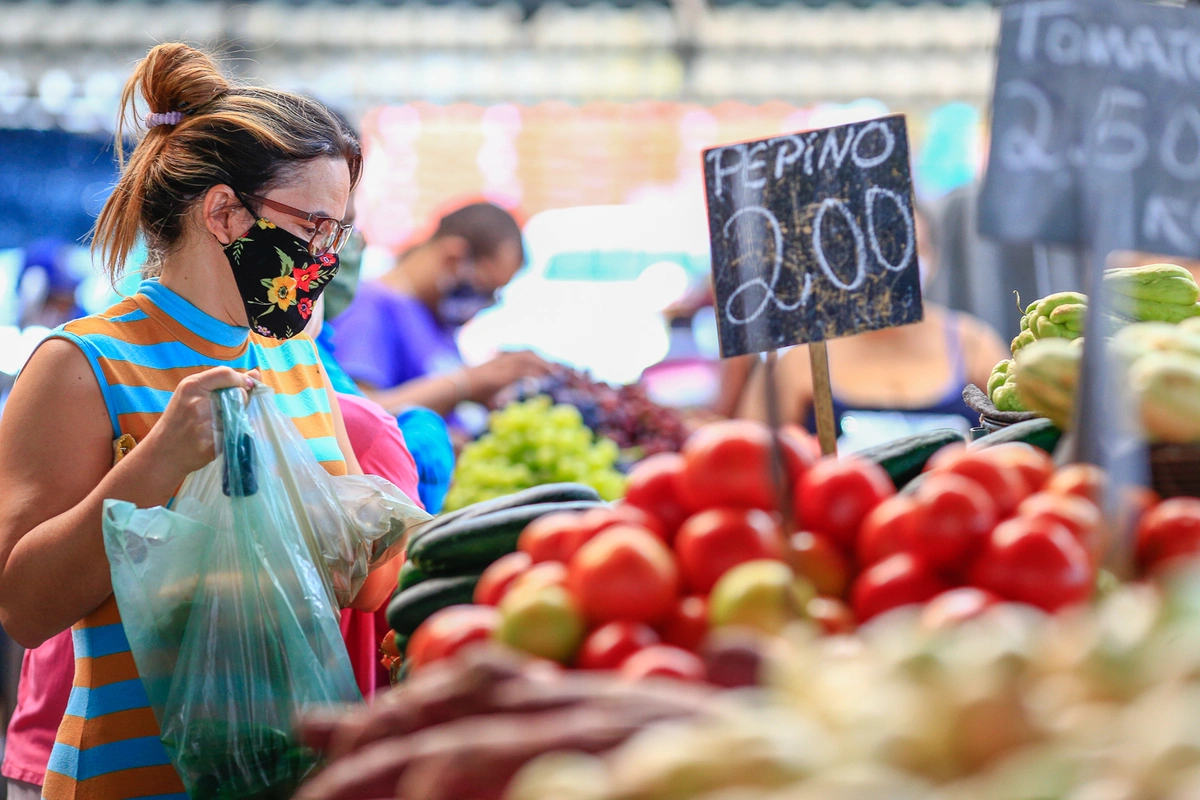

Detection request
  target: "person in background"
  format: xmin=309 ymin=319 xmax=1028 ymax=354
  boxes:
xmin=331 ymin=202 xmax=553 ymax=419
xmin=16 ymin=240 xmax=84 ymax=330
xmin=738 ymin=207 xmax=1009 ymax=451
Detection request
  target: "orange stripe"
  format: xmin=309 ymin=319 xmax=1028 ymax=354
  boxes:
xmin=290 ymin=411 xmax=336 ymax=439
xmin=96 ymin=298 xmax=140 ymax=320
xmin=79 ymin=597 xmax=122 ymax=628
xmin=322 ymin=459 xmax=348 ymax=477
xmin=44 ymin=764 xmax=184 ymax=800
xmin=115 ymin=412 xmax=163 ymax=441
xmin=55 ymin=708 xmax=163 ymax=750
xmin=133 ymin=295 xmax=249 ymax=361
xmin=75 ymin=651 xmax=140 ymax=689
xmin=63 ymin=315 xmax=176 ymax=347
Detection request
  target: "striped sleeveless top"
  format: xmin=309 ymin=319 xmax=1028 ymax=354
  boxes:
xmin=40 ymin=279 xmax=347 ymax=800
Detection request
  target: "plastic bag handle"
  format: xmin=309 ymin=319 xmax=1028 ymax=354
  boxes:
xmin=215 ymin=387 xmax=258 ymax=497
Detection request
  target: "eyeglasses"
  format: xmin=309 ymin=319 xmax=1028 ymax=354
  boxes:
xmin=240 ymin=192 xmax=354 ymax=257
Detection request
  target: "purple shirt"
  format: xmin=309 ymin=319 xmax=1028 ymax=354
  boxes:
xmin=331 ymin=281 xmax=463 ymax=389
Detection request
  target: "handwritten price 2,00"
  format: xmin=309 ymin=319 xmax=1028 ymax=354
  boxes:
xmin=706 ymin=121 xmax=915 ymax=328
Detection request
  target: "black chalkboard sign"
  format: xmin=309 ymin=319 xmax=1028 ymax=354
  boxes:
xmin=703 ymin=115 xmax=922 ymax=358
xmin=980 ymin=0 xmax=1200 ymax=257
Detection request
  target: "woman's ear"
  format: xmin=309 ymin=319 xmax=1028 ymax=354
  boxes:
xmin=203 ymin=185 xmax=252 ymax=246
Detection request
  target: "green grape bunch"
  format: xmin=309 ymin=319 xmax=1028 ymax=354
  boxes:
xmin=444 ymin=396 xmax=626 ymax=511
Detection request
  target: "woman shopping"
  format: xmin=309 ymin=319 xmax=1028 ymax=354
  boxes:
xmin=0 ymin=43 xmax=386 ymax=800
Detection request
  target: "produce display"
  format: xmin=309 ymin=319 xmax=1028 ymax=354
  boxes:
xmin=988 ymin=264 xmax=1200 ymax=434
xmin=444 ymin=398 xmax=626 ymax=511
xmin=306 ymin=568 xmax=1200 ymax=800
xmin=384 ymin=416 xmax=1144 ymax=681
xmin=387 ymin=483 xmax=607 ymax=655
xmin=494 ymin=369 xmax=689 ymax=458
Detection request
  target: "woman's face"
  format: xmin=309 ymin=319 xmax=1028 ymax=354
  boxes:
xmin=242 ymin=157 xmax=352 ymax=246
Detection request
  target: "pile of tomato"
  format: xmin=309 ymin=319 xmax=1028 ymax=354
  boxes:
xmin=397 ymin=418 xmax=1200 ymax=680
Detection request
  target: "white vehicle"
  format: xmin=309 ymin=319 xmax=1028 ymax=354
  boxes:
xmin=458 ymin=203 xmax=711 ymax=385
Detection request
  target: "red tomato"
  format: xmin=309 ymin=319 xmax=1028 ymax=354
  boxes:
xmin=970 ymin=516 xmax=1094 ymax=612
xmin=660 ymin=595 xmax=709 ymax=651
xmin=857 ymin=495 xmax=921 ymax=568
xmin=925 ymin=443 xmax=966 ymax=472
xmin=797 ymin=457 xmax=895 ymax=550
xmin=920 ymin=587 xmax=1000 ymax=631
xmin=976 ymin=444 xmax=1055 ymax=495
xmin=508 ymin=561 xmax=569 ymax=596
xmin=1044 ymin=464 xmax=1106 ymax=505
xmin=620 ymin=645 xmax=707 ymax=682
xmin=678 ymin=420 xmax=783 ymax=512
xmin=567 ymin=525 xmax=680 ymax=624
xmin=624 ymin=453 xmax=692 ymax=538
xmin=1137 ymin=497 xmax=1200 ymax=574
xmin=576 ymin=622 xmax=660 ymax=670
xmin=380 ymin=630 xmax=401 ymax=658
xmin=406 ymin=605 xmax=501 ymax=672
xmin=852 ymin=553 xmax=947 ymax=622
xmin=788 ymin=531 xmax=849 ymax=598
xmin=577 ymin=505 xmax=668 ymax=543
xmin=806 ymin=596 xmax=856 ymax=634
xmin=911 ymin=472 xmax=997 ymax=570
xmin=673 ymin=508 xmax=785 ymax=594
xmin=518 ymin=512 xmax=590 ymax=563
xmin=474 ymin=551 xmax=533 ymax=606
xmin=928 ymin=450 xmax=1027 ymax=519
xmin=1018 ymin=492 xmax=1103 ymax=560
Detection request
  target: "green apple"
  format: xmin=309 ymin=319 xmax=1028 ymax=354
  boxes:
xmin=709 ymin=560 xmax=813 ymax=635
xmin=497 ymin=584 xmax=587 ymax=663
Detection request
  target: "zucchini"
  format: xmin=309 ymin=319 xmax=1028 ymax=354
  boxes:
xmin=397 ymin=560 xmax=427 ymax=592
xmin=409 ymin=500 xmax=605 ymax=576
xmin=406 ymin=483 xmax=603 ymax=547
xmin=969 ymin=417 xmax=1061 ymax=454
xmin=386 ymin=575 xmax=480 ymax=636
xmin=858 ymin=428 xmax=965 ymax=489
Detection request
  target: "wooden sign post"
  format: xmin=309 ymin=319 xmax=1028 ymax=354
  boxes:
xmin=702 ymin=115 xmax=923 ymax=458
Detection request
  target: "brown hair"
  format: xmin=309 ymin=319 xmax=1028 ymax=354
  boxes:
xmin=93 ymin=43 xmax=362 ymax=279
xmin=432 ymin=202 xmax=524 ymax=263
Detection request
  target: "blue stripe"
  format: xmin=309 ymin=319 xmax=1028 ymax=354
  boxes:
xmin=106 ymin=384 xmax=173 ymax=417
xmin=54 ymin=335 xmax=255 ymax=371
xmin=45 ymin=331 xmax=120 ymax=438
xmin=272 ymin=387 xmax=331 ymax=418
xmin=46 ymin=736 xmax=172 ymax=781
xmin=253 ymin=337 xmax=320 ymax=373
xmin=65 ymin=679 xmax=150 ymax=718
xmin=105 ymin=308 xmax=149 ymax=324
xmin=72 ymin=623 xmax=129 ymax=659
xmin=306 ymin=435 xmax=344 ymax=464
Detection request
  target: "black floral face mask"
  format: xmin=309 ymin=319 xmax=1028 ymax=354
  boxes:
xmin=223 ymin=218 xmax=339 ymax=339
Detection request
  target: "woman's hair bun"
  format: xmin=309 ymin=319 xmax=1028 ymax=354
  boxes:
xmin=136 ymin=43 xmax=230 ymax=120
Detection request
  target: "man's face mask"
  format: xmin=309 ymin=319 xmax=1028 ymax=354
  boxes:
xmin=436 ymin=260 xmax=497 ymax=328
xmin=222 ymin=218 xmax=340 ymax=339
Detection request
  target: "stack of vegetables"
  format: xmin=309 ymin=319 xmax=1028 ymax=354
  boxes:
xmin=380 ymin=413 xmax=1166 ymax=680
xmin=444 ymin=398 xmax=626 ymax=512
xmin=301 ymin=555 xmax=1200 ymax=800
xmin=987 ymin=264 xmax=1200 ymax=442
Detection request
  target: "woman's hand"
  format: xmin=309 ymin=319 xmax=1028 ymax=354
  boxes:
xmin=465 ymin=351 xmax=554 ymax=403
xmin=141 ymin=367 xmax=261 ymax=483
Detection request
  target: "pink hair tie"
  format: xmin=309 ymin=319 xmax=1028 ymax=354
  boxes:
xmin=145 ymin=111 xmax=184 ymax=128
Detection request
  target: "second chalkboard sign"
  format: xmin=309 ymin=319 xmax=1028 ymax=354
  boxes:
xmin=702 ymin=114 xmax=922 ymax=359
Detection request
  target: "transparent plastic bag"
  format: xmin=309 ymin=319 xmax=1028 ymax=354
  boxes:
xmin=103 ymin=385 xmax=430 ymax=799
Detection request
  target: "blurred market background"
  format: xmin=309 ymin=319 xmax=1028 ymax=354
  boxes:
xmin=0 ymin=0 xmax=1012 ymax=731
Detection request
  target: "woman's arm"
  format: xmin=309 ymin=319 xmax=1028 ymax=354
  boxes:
xmin=0 ymin=341 xmax=251 ymax=647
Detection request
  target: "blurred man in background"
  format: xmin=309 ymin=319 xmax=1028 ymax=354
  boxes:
xmin=332 ymin=202 xmax=552 ymax=418
xmin=16 ymin=240 xmax=82 ymax=330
